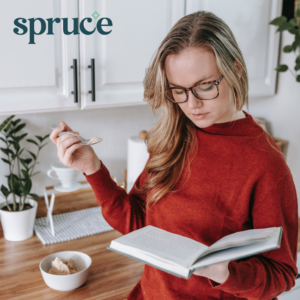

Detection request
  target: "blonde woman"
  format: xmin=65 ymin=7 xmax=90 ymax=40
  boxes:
xmin=50 ymin=11 xmax=299 ymax=300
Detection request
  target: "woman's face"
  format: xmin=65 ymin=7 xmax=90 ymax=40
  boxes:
xmin=164 ymin=46 xmax=241 ymax=128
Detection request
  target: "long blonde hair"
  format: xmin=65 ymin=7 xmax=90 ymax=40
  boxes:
xmin=135 ymin=11 xmax=251 ymax=210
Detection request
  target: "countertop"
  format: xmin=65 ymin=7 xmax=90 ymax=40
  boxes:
xmin=0 ymin=187 xmax=299 ymax=300
xmin=0 ymin=188 xmax=144 ymax=300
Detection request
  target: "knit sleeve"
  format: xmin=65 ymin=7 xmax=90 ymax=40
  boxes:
xmin=83 ymin=158 xmax=148 ymax=235
xmin=208 ymin=171 xmax=299 ymax=299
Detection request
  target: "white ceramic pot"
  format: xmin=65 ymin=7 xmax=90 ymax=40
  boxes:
xmin=0 ymin=198 xmax=38 ymax=241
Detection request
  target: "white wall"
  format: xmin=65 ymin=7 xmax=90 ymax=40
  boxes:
xmin=246 ymin=30 xmax=300 ymax=214
xmin=0 ymin=31 xmax=299 ymax=214
xmin=0 ymin=104 xmax=160 ymax=199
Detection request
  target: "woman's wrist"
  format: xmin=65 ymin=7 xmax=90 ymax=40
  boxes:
xmin=84 ymin=159 xmax=102 ymax=175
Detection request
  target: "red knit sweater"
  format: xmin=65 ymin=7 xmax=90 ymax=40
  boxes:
xmin=83 ymin=110 xmax=299 ymax=300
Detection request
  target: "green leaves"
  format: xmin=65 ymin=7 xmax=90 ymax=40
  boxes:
xmin=277 ymin=22 xmax=294 ymax=32
xmin=0 ymin=115 xmax=15 ymax=134
xmin=29 ymin=193 xmax=41 ymax=200
xmin=269 ymin=16 xmax=287 ymax=26
xmin=26 ymin=139 xmax=39 ymax=147
xmin=269 ymin=14 xmax=300 ymax=83
xmin=11 ymin=123 xmax=26 ymax=135
xmin=283 ymin=45 xmax=293 ymax=53
xmin=27 ymin=150 xmax=36 ymax=160
xmin=1 ymin=147 xmax=14 ymax=156
xmin=1 ymin=185 xmax=10 ymax=198
xmin=0 ymin=117 xmax=50 ymax=210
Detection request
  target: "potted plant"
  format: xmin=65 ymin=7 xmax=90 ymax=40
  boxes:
xmin=269 ymin=0 xmax=300 ymax=82
xmin=0 ymin=116 xmax=49 ymax=241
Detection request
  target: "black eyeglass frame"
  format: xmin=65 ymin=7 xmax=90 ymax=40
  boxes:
xmin=164 ymin=74 xmax=224 ymax=104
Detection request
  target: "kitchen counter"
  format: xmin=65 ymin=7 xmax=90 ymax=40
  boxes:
xmin=0 ymin=188 xmax=144 ymax=300
xmin=0 ymin=186 xmax=299 ymax=300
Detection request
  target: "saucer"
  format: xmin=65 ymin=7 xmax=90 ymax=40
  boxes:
xmin=53 ymin=182 xmax=82 ymax=192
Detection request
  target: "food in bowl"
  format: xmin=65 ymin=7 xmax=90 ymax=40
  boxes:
xmin=40 ymin=251 xmax=92 ymax=291
xmin=48 ymin=257 xmax=78 ymax=275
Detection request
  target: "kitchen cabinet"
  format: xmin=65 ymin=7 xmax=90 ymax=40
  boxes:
xmin=0 ymin=0 xmax=283 ymax=115
xmin=79 ymin=0 xmax=185 ymax=109
xmin=0 ymin=0 xmax=79 ymax=116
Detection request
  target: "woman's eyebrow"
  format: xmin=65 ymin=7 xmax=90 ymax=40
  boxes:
xmin=169 ymin=76 xmax=212 ymax=87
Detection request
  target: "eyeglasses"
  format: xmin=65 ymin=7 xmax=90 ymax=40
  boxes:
xmin=164 ymin=75 xmax=223 ymax=104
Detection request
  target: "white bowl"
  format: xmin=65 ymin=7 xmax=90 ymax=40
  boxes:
xmin=39 ymin=251 xmax=92 ymax=291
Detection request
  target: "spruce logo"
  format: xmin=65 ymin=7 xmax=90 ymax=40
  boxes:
xmin=13 ymin=11 xmax=113 ymax=44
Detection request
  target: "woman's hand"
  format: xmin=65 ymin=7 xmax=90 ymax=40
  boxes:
xmin=193 ymin=261 xmax=230 ymax=284
xmin=50 ymin=121 xmax=101 ymax=175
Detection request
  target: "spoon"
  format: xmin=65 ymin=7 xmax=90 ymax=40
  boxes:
xmin=50 ymin=125 xmax=103 ymax=146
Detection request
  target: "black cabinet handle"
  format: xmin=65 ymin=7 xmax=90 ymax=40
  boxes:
xmin=88 ymin=58 xmax=95 ymax=102
xmin=71 ymin=59 xmax=78 ymax=103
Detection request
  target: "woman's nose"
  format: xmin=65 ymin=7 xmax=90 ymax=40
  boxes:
xmin=187 ymin=90 xmax=203 ymax=109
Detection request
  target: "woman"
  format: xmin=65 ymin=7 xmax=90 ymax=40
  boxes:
xmin=50 ymin=11 xmax=299 ymax=300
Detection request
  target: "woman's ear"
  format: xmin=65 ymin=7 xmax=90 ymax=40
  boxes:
xmin=234 ymin=60 xmax=243 ymax=79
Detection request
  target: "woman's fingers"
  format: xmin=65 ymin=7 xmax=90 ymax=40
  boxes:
xmin=57 ymin=135 xmax=81 ymax=161
xmin=50 ymin=126 xmax=65 ymax=145
xmin=64 ymin=143 xmax=83 ymax=165
xmin=60 ymin=121 xmax=79 ymax=134
xmin=50 ymin=121 xmax=79 ymax=145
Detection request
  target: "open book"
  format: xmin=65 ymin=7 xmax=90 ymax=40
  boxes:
xmin=107 ymin=225 xmax=283 ymax=279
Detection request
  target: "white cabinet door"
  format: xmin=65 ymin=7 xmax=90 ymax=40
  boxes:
xmin=79 ymin=0 xmax=185 ymax=109
xmin=0 ymin=0 xmax=79 ymax=116
xmin=186 ymin=0 xmax=283 ymax=97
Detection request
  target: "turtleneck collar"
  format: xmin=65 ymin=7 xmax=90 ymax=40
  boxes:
xmin=195 ymin=110 xmax=263 ymax=137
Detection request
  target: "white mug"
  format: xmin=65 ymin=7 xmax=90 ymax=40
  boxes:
xmin=47 ymin=161 xmax=80 ymax=187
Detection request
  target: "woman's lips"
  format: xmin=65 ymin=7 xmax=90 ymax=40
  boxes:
xmin=192 ymin=112 xmax=209 ymax=120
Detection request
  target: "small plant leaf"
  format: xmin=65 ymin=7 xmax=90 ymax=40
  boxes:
xmin=35 ymin=135 xmax=43 ymax=142
xmin=283 ymin=45 xmax=293 ymax=53
xmin=12 ymin=123 xmax=26 ymax=134
xmin=13 ymin=142 xmax=20 ymax=152
xmin=0 ymin=115 xmax=15 ymax=134
xmin=29 ymin=193 xmax=41 ymax=200
xmin=21 ymin=169 xmax=30 ymax=178
xmin=24 ymin=178 xmax=32 ymax=195
xmin=39 ymin=142 xmax=49 ymax=150
xmin=42 ymin=134 xmax=50 ymax=141
xmin=297 ymin=75 xmax=300 ymax=82
xmin=269 ymin=16 xmax=287 ymax=26
xmin=296 ymin=8 xmax=300 ymax=18
xmin=295 ymin=64 xmax=300 ymax=71
xmin=277 ymin=22 xmax=294 ymax=32
xmin=1 ymin=185 xmax=10 ymax=197
xmin=292 ymin=40 xmax=299 ymax=52
xmin=27 ymin=150 xmax=36 ymax=160
xmin=11 ymin=118 xmax=21 ymax=127
xmin=0 ymin=137 xmax=6 ymax=143
xmin=0 ymin=147 xmax=14 ymax=156
xmin=289 ymin=18 xmax=298 ymax=26
xmin=296 ymin=55 xmax=300 ymax=64
xmin=288 ymin=28 xmax=299 ymax=34
xmin=26 ymin=139 xmax=39 ymax=147
xmin=15 ymin=133 xmax=28 ymax=143
xmin=275 ymin=64 xmax=288 ymax=72
xmin=1 ymin=158 xmax=11 ymax=165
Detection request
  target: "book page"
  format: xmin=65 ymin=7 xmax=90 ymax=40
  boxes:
xmin=191 ymin=227 xmax=281 ymax=271
xmin=196 ymin=227 xmax=276 ymax=260
xmin=111 ymin=226 xmax=208 ymax=267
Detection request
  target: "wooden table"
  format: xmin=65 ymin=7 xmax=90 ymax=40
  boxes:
xmin=1 ymin=185 xmax=300 ymax=300
xmin=0 ymin=188 xmax=144 ymax=300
